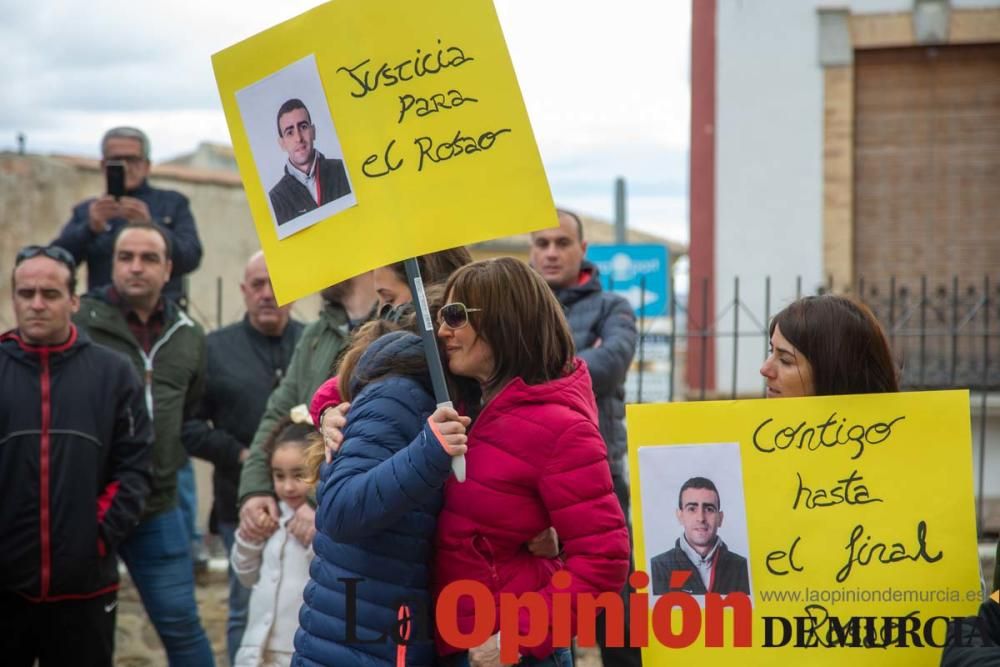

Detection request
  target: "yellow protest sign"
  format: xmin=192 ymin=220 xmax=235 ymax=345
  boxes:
xmin=212 ymin=0 xmax=555 ymax=303
xmin=628 ymin=390 xmax=981 ymax=665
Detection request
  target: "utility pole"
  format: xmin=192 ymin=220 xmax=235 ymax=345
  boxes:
xmin=614 ymin=176 xmax=627 ymax=244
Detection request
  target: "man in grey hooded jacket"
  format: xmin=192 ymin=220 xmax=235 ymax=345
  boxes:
xmin=530 ymin=208 xmax=639 ymax=667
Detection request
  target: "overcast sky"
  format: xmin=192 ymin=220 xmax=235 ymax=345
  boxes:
xmin=0 ymin=0 xmax=690 ymax=244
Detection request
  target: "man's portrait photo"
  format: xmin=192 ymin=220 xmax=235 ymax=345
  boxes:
xmin=638 ymin=442 xmax=753 ymax=600
xmin=236 ymin=54 xmax=357 ymax=240
xmin=650 ymin=476 xmax=750 ymax=595
xmin=269 ymin=98 xmax=351 ymax=225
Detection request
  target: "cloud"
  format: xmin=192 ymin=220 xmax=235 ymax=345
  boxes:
xmin=0 ymin=0 xmax=691 ymax=243
xmin=0 ymin=0 xmax=319 ymax=134
xmin=496 ymin=0 xmax=691 ymax=152
xmin=546 ymin=145 xmax=687 ymax=190
xmin=560 ymin=190 xmax=688 ymax=245
xmin=4 ymin=2 xmax=690 ymax=138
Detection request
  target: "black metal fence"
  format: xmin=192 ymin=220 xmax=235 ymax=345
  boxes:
xmin=628 ymin=274 xmax=1000 ymax=537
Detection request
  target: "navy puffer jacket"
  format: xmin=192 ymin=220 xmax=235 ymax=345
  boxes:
xmin=294 ymin=331 xmax=454 ymax=667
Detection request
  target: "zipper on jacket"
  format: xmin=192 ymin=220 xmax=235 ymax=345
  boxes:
xmin=472 ymin=533 xmax=501 ymax=589
xmin=128 ymin=311 xmax=194 ymax=420
xmin=8 ymin=328 xmax=78 ymax=600
xmin=38 ymin=348 xmax=52 ymax=598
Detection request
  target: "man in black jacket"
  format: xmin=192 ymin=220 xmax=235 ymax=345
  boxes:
xmin=0 ymin=245 xmax=152 ymax=666
xmin=940 ymin=592 xmax=1000 ymax=665
xmin=650 ymin=477 xmax=750 ymax=596
xmin=52 ymin=126 xmax=202 ymax=306
xmin=269 ymin=98 xmax=351 ymax=225
xmin=182 ymin=250 xmax=304 ymax=664
xmin=530 ymin=209 xmax=639 ymax=666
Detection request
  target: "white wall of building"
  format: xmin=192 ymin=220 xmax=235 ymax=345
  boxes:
xmin=712 ymin=0 xmax=993 ymax=396
xmin=711 ymin=0 xmax=1000 ymax=501
xmin=716 ymin=0 xmax=829 ymax=395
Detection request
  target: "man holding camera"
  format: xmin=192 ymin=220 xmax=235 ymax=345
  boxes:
xmin=53 ymin=126 xmax=203 ymax=306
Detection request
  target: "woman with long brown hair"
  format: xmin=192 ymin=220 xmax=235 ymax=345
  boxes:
xmin=760 ymin=294 xmax=899 ymax=398
xmin=433 ymin=257 xmax=630 ymax=666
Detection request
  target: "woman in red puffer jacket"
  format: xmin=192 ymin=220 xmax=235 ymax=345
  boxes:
xmin=433 ymin=257 xmax=630 ymax=667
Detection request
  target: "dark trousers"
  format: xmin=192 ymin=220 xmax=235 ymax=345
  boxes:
xmin=0 ymin=589 xmax=117 ymax=667
xmin=595 ymin=465 xmax=642 ymax=667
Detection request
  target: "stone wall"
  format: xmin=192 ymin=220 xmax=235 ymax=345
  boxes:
xmin=0 ymin=152 xmax=323 ymax=332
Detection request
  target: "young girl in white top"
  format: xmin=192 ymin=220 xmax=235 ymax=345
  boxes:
xmin=231 ymin=417 xmax=318 ymax=667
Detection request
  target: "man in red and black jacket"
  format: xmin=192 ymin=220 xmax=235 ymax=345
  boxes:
xmin=0 ymin=245 xmax=152 ymax=667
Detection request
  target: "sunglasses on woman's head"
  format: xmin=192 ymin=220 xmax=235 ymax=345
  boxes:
xmin=437 ymin=302 xmax=482 ymax=329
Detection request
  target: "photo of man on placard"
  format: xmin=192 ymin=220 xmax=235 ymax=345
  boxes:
xmin=650 ymin=476 xmax=751 ymax=595
xmin=235 ymin=54 xmax=357 ymax=240
xmin=269 ymin=98 xmax=352 ymax=225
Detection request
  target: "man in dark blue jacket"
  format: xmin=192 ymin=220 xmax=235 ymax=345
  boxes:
xmin=531 ymin=208 xmax=639 ymax=667
xmin=0 ymin=245 xmax=152 ymax=667
xmin=52 ymin=126 xmax=202 ymax=306
xmin=530 ymin=209 xmax=637 ymax=509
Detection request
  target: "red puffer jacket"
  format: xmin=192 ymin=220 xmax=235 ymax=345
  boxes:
xmin=433 ymin=359 xmax=630 ymax=660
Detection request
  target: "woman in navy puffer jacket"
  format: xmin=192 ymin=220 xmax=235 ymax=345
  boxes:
xmin=293 ymin=324 xmax=468 ymax=667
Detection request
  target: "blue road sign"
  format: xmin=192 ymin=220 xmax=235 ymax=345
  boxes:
xmin=586 ymin=244 xmax=669 ymax=317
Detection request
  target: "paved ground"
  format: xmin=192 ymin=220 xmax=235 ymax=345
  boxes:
xmin=113 ymin=544 xmax=997 ymax=666
xmin=114 ymin=566 xmax=229 ymax=667
xmin=112 ymin=561 xmax=603 ymax=667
